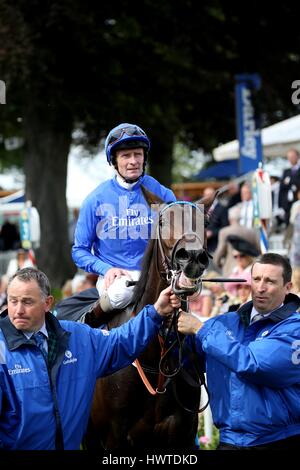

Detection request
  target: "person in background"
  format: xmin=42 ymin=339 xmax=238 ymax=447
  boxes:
xmin=213 ymin=208 xmax=260 ymax=277
xmin=178 ymin=253 xmax=300 ymax=450
xmin=269 ymin=171 xmax=285 ymax=233
xmin=60 ymin=274 xmax=98 ymax=301
xmin=188 ymin=271 xmax=222 ymax=319
xmin=230 ymin=182 xmax=254 ymax=229
xmin=226 ymin=271 xmax=252 ymax=311
xmin=72 ymin=123 xmax=176 ymax=316
xmin=0 ymin=275 xmax=8 ymax=312
xmin=188 ymin=284 xmax=213 ymax=320
xmin=291 ymin=267 xmax=300 ymax=296
xmin=6 ymin=249 xmax=36 ymax=279
xmin=208 ymin=279 xmax=236 ymax=317
xmin=72 ymin=273 xmax=98 ymax=294
xmin=0 ymin=220 xmax=21 ymax=251
xmin=224 ymin=235 xmax=260 ymax=296
xmin=61 ymin=279 xmax=73 ymax=299
xmin=0 ymin=267 xmax=180 ymax=449
xmin=288 ymin=186 xmax=300 ymax=267
xmin=279 ymin=148 xmax=300 ymax=225
xmin=202 ymin=186 xmax=228 ymax=254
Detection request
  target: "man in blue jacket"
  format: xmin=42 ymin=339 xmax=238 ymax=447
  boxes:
xmin=72 ymin=123 xmax=176 ymax=314
xmin=178 ymin=253 xmax=300 ymax=449
xmin=0 ymin=362 xmax=20 ymax=449
xmin=0 ymin=267 xmax=180 ymax=450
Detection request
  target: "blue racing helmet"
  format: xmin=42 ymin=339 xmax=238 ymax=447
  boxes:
xmin=105 ymin=123 xmax=151 ymax=165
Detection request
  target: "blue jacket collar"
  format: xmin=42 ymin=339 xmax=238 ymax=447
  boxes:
xmin=0 ymin=310 xmax=70 ymax=351
xmin=238 ymin=293 xmax=300 ymax=327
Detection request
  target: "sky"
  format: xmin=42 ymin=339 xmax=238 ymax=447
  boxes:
xmin=66 ymin=146 xmax=114 ymax=207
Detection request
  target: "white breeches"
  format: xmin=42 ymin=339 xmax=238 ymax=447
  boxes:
xmin=96 ymin=270 xmax=141 ymax=309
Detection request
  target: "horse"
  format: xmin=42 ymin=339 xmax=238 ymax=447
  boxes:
xmin=81 ymin=199 xmax=213 ymax=450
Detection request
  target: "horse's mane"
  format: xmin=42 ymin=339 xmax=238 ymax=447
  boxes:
xmin=132 ymin=236 xmax=157 ymax=309
xmin=194 ymin=191 xmax=219 ymax=228
xmin=130 ymin=186 xmax=165 ymax=308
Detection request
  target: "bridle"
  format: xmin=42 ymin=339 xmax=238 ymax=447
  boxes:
xmin=134 ymin=201 xmax=210 ymax=412
xmin=133 ymin=200 xmax=248 ymax=411
xmin=156 ymin=201 xmax=207 ymax=290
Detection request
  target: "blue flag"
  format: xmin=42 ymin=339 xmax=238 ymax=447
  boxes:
xmin=19 ymin=205 xmax=31 ymax=250
xmin=235 ymin=74 xmax=263 ymax=174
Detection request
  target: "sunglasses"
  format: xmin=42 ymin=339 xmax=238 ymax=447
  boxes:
xmin=108 ymin=126 xmax=146 ymax=146
xmin=233 ymin=253 xmax=246 ymax=259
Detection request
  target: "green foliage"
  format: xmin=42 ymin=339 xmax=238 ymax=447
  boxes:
xmin=2 ymin=0 xmax=300 ymax=158
xmin=172 ymin=142 xmax=212 ymax=183
xmin=0 ymin=146 xmax=23 ymax=170
xmin=52 ymin=288 xmax=63 ymax=304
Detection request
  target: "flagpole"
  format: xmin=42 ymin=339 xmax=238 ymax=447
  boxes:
xmin=19 ymin=200 xmax=37 ymax=267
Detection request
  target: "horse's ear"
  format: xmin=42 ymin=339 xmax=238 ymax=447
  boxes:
xmin=195 ymin=190 xmax=219 ymax=211
xmin=194 ymin=190 xmax=219 ymax=228
xmin=141 ymin=185 xmax=165 ymax=207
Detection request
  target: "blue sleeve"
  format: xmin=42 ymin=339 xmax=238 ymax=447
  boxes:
xmin=196 ymin=318 xmax=300 ymax=388
xmin=145 ymin=176 xmax=176 ymax=203
xmin=90 ymin=305 xmax=163 ymax=377
xmin=164 ymin=188 xmax=176 ymax=203
xmin=0 ymin=364 xmax=21 ymax=449
xmin=72 ymin=196 xmax=112 ymax=275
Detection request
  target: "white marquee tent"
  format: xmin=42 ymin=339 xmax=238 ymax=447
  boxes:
xmin=213 ymin=114 xmax=300 ymax=161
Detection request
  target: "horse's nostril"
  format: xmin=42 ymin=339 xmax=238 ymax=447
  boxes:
xmin=175 ymin=248 xmax=190 ymax=262
xmin=197 ymin=251 xmax=209 ymax=266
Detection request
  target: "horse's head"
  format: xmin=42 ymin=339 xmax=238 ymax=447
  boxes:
xmin=132 ymin=194 xmax=216 ymax=308
xmin=157 ymin=199 xmax=212 ymax=296
xmin=89 ymin=199 xmax=215 ymax=450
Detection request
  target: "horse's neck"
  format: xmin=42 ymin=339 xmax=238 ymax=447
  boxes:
xmin=107 ymin=308 xmax=131 ymax=328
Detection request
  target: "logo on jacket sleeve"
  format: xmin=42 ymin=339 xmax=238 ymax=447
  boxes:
xmin=225 ymin=329 xmax=234 ymax=339
xmin=63 ymin=350 xmax=78 ymax=365
xmin=100 ymin=329 xmax=110 ymax=336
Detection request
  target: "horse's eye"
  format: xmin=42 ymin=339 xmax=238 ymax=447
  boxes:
xmin=175 ymin=248 xmax=189 ymax=261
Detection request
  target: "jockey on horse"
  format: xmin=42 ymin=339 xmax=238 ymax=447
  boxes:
xmin=71 ymin=123 xmax=176 ymax=320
